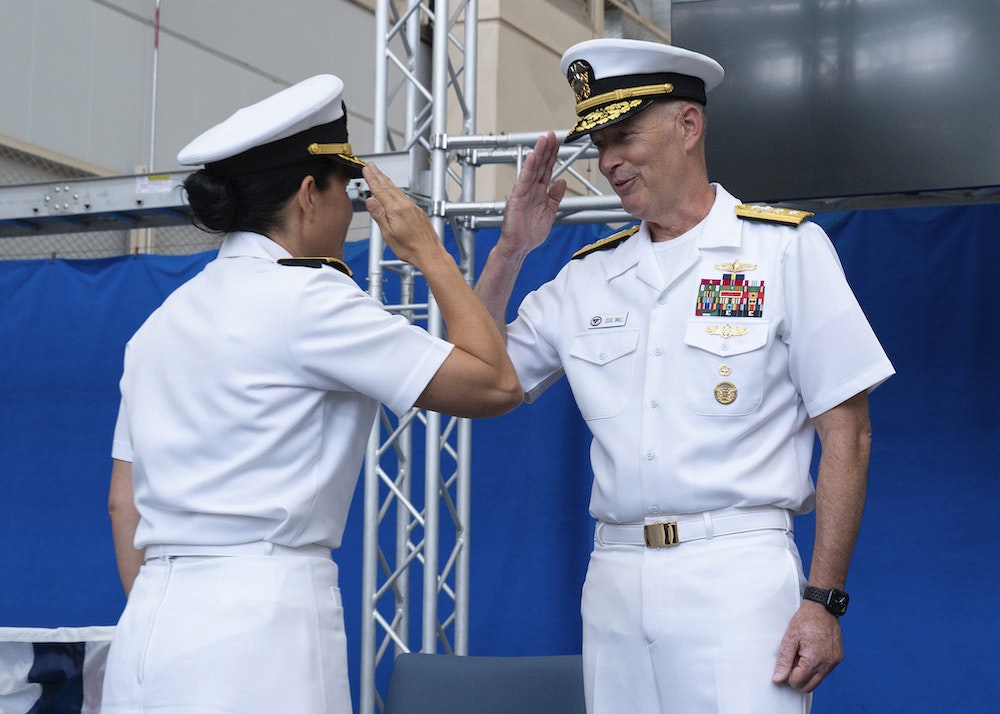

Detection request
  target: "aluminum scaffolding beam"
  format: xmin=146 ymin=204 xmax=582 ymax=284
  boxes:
xmin=0 ymin=153 xmax=415 ymax=240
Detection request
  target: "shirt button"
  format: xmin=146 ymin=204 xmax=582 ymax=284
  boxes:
xmin=645 ymin=451 xmax=655 ymax=461
xmin=598 ymin=352 xmax=607 ymax=361
xmin=650 ymin=505 xmax=660 ymax=515
xmin=649 ymin=399 xmax=659 ymax=409
xmin=658 ymin=297 xmax=667 ymax=305
xmin=653 ymin=347 xmax=663 ymax=356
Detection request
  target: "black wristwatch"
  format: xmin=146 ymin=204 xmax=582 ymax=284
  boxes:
xmin=803 ymin=586 xmax=850 ymax=617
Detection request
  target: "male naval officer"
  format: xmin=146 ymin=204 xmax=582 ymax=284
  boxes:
xmin=475 ymin=38 xmax=894 ymax=712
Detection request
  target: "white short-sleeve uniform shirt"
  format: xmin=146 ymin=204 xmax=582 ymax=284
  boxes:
xmin=507 ymin=185 xmax=894 ymax=524
xmin=112 ymin=231 xmax=453 ymax=549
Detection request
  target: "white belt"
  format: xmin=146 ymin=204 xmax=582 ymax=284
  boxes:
xmin=595 ymin=506 xmax=793 ymax=549
xmin=144 ymin=542 xmax=332 ymax=561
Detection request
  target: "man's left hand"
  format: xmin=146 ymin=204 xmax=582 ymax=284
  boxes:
xmin=771 ymin=602 xmax=844 ymax=692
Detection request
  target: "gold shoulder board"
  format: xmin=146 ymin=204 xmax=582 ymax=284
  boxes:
xmin=571 ymin=224 xmax=641 ymax=261
xmin=735 ymin=204 xmax=814 ymax=226
xmin=277 ymin=257 xmax=353 ymax=277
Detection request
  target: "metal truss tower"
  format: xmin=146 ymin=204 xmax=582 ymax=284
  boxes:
xmin=360 ymin=1 xmax=481 ymax=712
xmin=359 ymin=5 xmax=632 ymax=712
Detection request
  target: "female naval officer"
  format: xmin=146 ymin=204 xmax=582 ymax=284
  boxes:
xmin=102 ymin=74 xmax=521 ymax=713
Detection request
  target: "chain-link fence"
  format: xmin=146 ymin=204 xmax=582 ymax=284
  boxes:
xmin=0 ymin=143 xmax=216 ymax=261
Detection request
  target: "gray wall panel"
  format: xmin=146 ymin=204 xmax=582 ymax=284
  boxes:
xmin=673 ymin=0 xmax=1000 ymax=201
xmin=0 ymin=0 xmax=151 ymax=172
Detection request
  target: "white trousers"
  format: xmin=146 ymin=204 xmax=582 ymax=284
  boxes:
xmin=101 ymin=551 xmax=351 ymax=713
xmin=583 ymin=527 xmax=811 ymax=714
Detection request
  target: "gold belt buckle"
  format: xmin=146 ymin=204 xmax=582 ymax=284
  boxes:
xmin=644 ymin=521 xmax=680 ymax=548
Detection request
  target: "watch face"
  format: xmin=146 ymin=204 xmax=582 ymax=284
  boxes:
xmin=829 ymin=590 xmax=850 ymax=615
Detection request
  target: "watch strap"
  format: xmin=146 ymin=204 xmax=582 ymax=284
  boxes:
xmin=802 ymin=585 xmax=849 ymax=617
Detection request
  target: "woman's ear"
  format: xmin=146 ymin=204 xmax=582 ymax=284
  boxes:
xmin=295 ymin=175 xmax=318 ymax=219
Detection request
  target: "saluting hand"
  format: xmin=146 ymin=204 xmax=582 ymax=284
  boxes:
xmin=499 ymin=131 xmax=567 ymax=256
xmin=363 ymin=162 xmax=441 ymax=267
xmin=363 ymin=163 xmax=522 ymax=419
xmin=472 ymin=132 xmax=567 ymax=335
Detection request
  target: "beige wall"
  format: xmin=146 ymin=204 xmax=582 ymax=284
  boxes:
xmin=472 ymin=0 xmax=602 ymax=199
xmin=479 ymin=0 xmax=592 ymax=134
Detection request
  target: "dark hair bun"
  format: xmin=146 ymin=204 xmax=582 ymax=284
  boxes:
xmin=183 ymin=171 xmax=239 ymax=233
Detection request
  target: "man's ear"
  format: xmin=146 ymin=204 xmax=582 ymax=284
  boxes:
xmin=679 ymin=103 xmax=705 ymax=149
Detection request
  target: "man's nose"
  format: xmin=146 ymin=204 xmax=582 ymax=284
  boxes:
xmin=597 ymin=148 xmax=618 ymax=177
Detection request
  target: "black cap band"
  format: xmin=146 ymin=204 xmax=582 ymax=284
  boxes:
xmin=207 ymin=111 xmax=363 ymax=178
xmin=584 ymin=72 xmax=707 ymax=109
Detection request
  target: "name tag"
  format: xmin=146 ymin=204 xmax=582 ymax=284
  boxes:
xmin=589 ymin=312 xmax=628 ymax=329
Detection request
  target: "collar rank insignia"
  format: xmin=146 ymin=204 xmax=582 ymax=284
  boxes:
xmin=278 ymin=257 xmax=353 ymax=277
xmin=735 ymin=204 xmax=814 ymax=226
xmin=572 ymin=224 xmax=640 ymax=261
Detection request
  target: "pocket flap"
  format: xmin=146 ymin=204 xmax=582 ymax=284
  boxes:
xmin=569 ymin=329 xmax=640 ymax=366
xmin=684 ymin=319 xmax=769 ymax=357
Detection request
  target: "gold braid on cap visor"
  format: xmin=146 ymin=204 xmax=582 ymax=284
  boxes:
xmin=308 ymin=142 xmax=365 ymax=166
xmin=573 ymin=99 xmax=645 ymax=134
xmin=575 ymin=82 xmax=675 ymax=113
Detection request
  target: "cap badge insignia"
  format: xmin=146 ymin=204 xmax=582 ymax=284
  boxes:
xmin=567 ymin=60 xmax=593 ymax=103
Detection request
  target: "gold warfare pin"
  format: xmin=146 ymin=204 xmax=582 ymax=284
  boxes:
xmin=714 ymin=260 xmax=757 ymax=272
xmin=706 ymin=324 xmax=748 ymax=339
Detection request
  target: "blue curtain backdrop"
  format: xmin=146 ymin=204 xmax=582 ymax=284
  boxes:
xmin=1 ymin=206 xmax=997 ymax=712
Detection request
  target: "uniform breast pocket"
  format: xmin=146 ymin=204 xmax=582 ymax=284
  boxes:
xmin=566 ymin=329 xmax=640 ymax=420
xmin=681 ymin=319 xmax=769 ymax=416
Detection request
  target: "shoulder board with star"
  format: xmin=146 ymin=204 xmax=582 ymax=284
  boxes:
xmin=735 ymin=204 xmax=814 ymax=227
xmin=571 ymin=224 xmax=641 ymax=261
xmin=277 ymin=257 xmax=353 ymax=277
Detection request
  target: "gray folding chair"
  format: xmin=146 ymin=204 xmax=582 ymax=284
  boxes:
xmin=383 ymin=653 xmax=587 ymax=714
